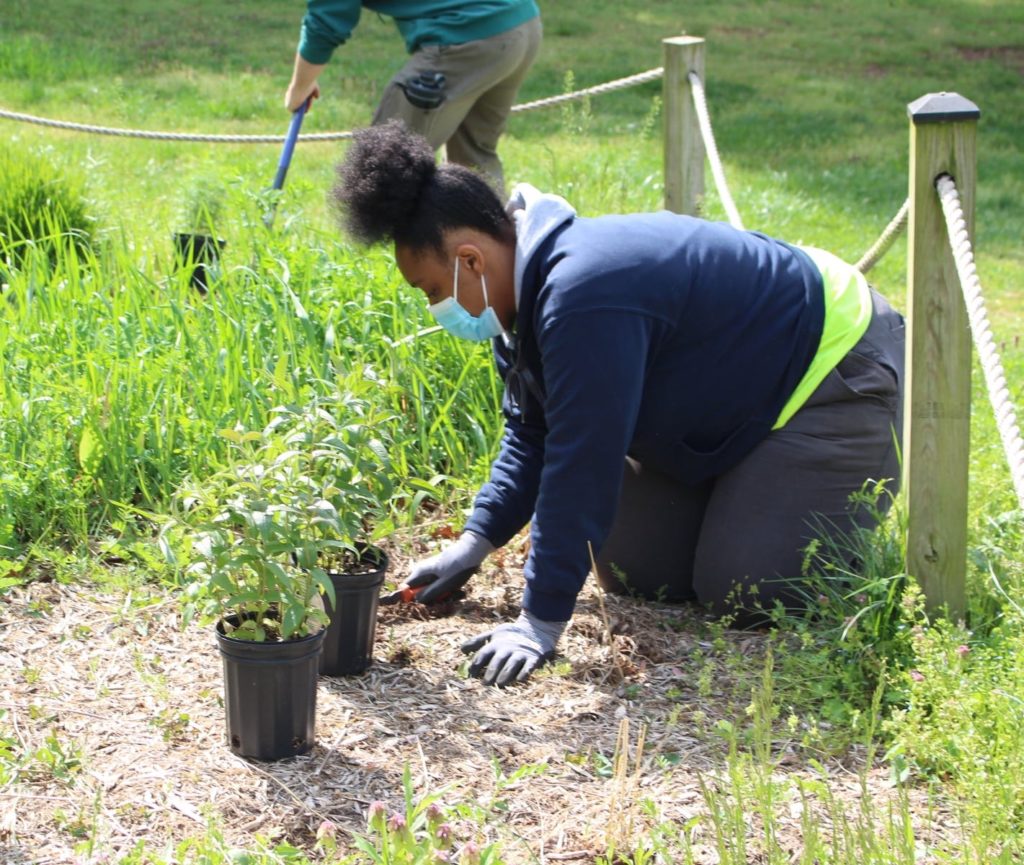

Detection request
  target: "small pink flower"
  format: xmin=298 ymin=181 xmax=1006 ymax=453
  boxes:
xmin=956 ymin=644 xmax=970 ymax=656
xmin=818 ymin=594 xmax=829 ymax=605
xmin=426 ymin=802 xmax=445 ymax=828
xmin=367 ymin=800 xmax=387 ymax=831
xmin=435 ymin=822 xmax=455 ymax=849
xmin=459 ymin=841 xmax=481 ymax=865
xmin=387 ymin=812 xmax=407 ymax=834
xmin=316 ymin=820 xmax=338 ymax=841
xmin=910 ymin=669 xmax=925 ymax=682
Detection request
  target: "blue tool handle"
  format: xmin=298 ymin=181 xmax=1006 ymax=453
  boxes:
xmin=271 ymin=99 xmax=309 ymax=191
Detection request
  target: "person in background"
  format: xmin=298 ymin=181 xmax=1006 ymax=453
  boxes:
xmin=285 ymin=1 xmax=542 ymax=189
xmin=334 ymin=121 xmax=905 ymax=690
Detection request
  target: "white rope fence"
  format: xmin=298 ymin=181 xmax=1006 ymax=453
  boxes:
xmin=0 ymin=107 xmax=355 ymax=143
xmin=855 ymin=198 xmax=909 ymax=274
xmin=937 ymin=173 xmax=1024 ymax=510
xmin=511 ymin=67 xmax=663 ymax=113
xmin=686 ymin=71 xmax=744 ymax=230
xmin=681 ymin=67 xmax=911 ymax=275
xmin=0 ymin=68 xmax=664 ymax=143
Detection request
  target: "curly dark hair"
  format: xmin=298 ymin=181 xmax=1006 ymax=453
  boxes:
xmin=332 ymin=120 xmax=512 ymax=254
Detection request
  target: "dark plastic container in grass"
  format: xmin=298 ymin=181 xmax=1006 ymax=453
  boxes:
xmin=174 ymin=232 xmax=225 ymax=293
xmin=319 ymin=547 xmax=389 ymax=677
xmin=216 ymin=618 xmax=325 ymax=761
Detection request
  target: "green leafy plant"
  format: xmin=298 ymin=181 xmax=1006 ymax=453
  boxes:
xmin=161 ymin=390 xmax=395 ymax=641
xmin=1 ymin=724 xmax=83 ymax=785
xmin=767 ymin=482 xmax=918 ymax=736
xmin=0 ymin=709 xmax=20 ymax=785
xmin=316 ymin=765 xmax=503 ymax=865
xmin=272 ymin=395 xmax=396 ymax=574
xmin=884 ymin=605 xmax=1024 ymax=854
xmin=0 ymin=144 xmax=94 ymax=270
xmin=179 ymin=174 xmax=226 ymax=236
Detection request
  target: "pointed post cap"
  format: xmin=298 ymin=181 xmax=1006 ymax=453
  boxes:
xmin=908 ymin=92 xmax=980 ymax=124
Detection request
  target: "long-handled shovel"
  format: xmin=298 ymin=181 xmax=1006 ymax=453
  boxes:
xmin=263 ymin=98 xmax=310 ymax=229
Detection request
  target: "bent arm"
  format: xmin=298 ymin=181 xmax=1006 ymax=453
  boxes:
xmin=464 ymin=336 xmax=549 ymax=547
xmin=464 ymin=414 xmax=546 ymax=549
xmin=299 ymin=0 xmax=362 ymax=63
xmin=287 ymin=0 xmax=362 ymax=109
xmin=522 ymin=310 xmax=650 ymax=622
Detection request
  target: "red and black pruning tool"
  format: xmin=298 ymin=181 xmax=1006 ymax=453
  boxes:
xmin=379 ymin=583 xmax=466 ymax=606
xmin=379 ymin=584 xmax=423 ymax=605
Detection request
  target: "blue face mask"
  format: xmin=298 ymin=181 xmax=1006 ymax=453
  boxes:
xmin=428 ymin=256 xmax=504 ymax=342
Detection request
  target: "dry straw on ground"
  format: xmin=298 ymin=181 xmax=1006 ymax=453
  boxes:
xmin=0 ymin=536 xmax=952 ymax=864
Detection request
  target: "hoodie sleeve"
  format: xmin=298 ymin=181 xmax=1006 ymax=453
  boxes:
xmin=463 ymin=347 xmax=547 ymax=548
xmin=521 ymin=308 xmax=650 ymax=622
xmin=299 ymin=0 xmax=362 ymax=64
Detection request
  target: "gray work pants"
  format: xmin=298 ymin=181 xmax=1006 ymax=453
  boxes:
xmin=372 ymin=17 xmax=543 ymax=190
xmin=594 ymin=290 xmax=906 ymax=627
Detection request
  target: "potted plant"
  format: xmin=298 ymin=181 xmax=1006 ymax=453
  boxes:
xmin=174 ymin=175 xmax=226 ymax=293
xmin=268 ymin=395 xmax=395 ymax=677
xmin=161 ymin=392 xmax=395 ymax=759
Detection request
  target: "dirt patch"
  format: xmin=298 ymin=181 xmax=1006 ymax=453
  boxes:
xmin=957 ymin=45 xmax=1024 ymax=77
xmin=713 ymin=26 xmax=769 ymax=40
xmin=0 ymin=547 xmax=956 ymax=863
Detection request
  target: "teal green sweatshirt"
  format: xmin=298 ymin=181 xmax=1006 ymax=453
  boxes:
xmin=299 ymin=1 xmax=540 ymax=64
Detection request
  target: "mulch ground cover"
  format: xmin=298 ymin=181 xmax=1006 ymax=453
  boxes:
xmin=0 ymin=536 xmax=950 ymax=863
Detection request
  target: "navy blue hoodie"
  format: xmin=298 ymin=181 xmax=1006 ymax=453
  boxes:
xmin=463 ymin=186 xmax=824 ymax=622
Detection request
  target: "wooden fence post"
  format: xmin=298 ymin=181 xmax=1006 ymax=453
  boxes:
xmin=663 ymin=36 xmax=705 ymax=216
xmin=904 ymin=92 xmax=980 ymax=619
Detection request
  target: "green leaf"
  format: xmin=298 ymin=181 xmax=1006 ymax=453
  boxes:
xmin=281 ymin=601 xmax=304 ymax=638
xmin=264 ymin=559 xmax=289 ymax=584
xmin=288 ymin=288 xmax=309 ymax=323
xmin=218 ymin=428 xmax=245 ymax=443
xmin=78 ymin=422 xmax=103 ymax=475
xmin=314 ymin=568 xmax=336 ymax=609
xmin=0 ymin=575 xmax=27 ymax=592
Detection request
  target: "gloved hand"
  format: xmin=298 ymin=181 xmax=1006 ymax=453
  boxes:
xmin=405 ymin=531 xmax=493 ymax=604
xmin=461 ymin=610 xmax=568 ymax=687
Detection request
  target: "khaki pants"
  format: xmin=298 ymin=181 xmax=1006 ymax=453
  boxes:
xmin=372 ymin=16 xmax=542 ymax=190
xmin=595 ymin=290 xmax=906 ymax=627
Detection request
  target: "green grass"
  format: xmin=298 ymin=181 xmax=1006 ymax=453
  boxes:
xmin=2 ymin=1 xmax=1024 ymax=863
xmin=0 ymin=224 xmax=503 ymax=547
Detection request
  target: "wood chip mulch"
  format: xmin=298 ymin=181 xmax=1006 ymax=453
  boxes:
xmin=0 ymin=537 xmax=957 ymax=863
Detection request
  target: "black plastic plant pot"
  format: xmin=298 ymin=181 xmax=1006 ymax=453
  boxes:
xmin=215 ymin=619 xmax=325 ymax=761
xmin=173 ymin=232 xmax=225 ymax=293
xmin=320 ymin=547 xmax=389 ymax=677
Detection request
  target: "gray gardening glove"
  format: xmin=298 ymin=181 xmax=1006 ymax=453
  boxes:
xmin=461 ymin=610 xmax=567 ymax=687
xmin=405 ymin=531 xmax=494 ymax=604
